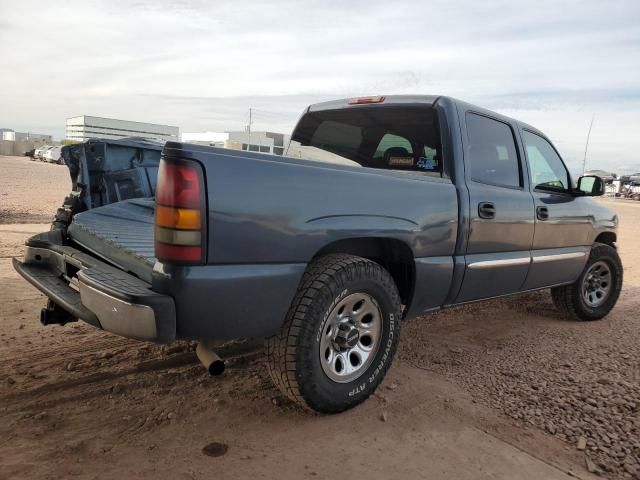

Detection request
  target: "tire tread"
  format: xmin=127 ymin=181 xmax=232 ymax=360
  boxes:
xmin=551 ymin=243 xmax=622 ymax=321
xmin=265 ymin=254 xmax=400 ymax=412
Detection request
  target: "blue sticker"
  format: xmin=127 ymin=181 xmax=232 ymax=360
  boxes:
xmin=416 ymin=157 xmax=436 ymax=170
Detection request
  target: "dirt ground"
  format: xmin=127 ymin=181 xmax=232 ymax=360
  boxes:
xmin=1 ymin=154 xmax=638 ymax=479
xmin=0 ymin=156 xmax=70 ymax=224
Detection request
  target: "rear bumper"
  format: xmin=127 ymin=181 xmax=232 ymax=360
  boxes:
xmin=15 ymin=230 xmax=308 ymax=342
xmin=13 ymin=231 xmax=175 ymax=342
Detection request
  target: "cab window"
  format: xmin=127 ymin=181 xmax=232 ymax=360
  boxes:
xmin=288 ymin=106 xmax=443 ymax=176
xmin=466 ymin=113 xmax=521 ymax=188
xmin=523 ymin=131 xmax=570 ymax=192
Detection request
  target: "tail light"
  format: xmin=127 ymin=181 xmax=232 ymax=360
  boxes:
xmin=348 ymin=96 xmax=385 ymax=105
xmin=155 ymin=158 xmax=206 ymax=264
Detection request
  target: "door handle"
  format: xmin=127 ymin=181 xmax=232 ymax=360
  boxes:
xmin=537 ymin=206 xmax=549 ymax=221
xmin=478 ymin=202 xmax=496 ymax=219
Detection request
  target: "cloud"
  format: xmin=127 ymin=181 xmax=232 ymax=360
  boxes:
xmin=0 ymin=0 xmax=639 ymax=173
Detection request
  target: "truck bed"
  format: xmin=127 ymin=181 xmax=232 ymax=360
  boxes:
xmin=68 ymin=198 xmax=156 ymax=282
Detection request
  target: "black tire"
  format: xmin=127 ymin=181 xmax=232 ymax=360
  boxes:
xmin=551 ymin=243 xmax=623 ymax=321
xmin=265 ymin=254 xmax=401 ymax=413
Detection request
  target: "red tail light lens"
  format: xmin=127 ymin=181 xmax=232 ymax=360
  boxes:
xmin=156 ymin=161 xmax=201 ymax=209
xmin=155 ymin=159 xmax=206 ymax=264
xmin=155 ymin=243 xmax=202 ymax=262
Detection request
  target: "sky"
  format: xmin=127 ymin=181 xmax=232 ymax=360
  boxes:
xmin=1 ymin=0 xmax=639 ymax=174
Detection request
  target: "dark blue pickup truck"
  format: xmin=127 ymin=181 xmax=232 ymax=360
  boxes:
xmin=14 ymin=95 xmax=622 ymax=413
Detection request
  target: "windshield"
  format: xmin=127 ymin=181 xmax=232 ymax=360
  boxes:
xmin=287 ymin=106 xmax=442 ymax=176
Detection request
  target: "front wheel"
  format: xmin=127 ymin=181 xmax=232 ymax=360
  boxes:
xmin=551 ymin=243 xmax=623 ymax=321
xmin=265 ymin=254 xmax=401 ymax=413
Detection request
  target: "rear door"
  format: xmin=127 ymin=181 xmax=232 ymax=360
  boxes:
xmin=519 ymin=129 xmax=591 ymax=289
xmin=454 ymin=112 xmax=535 ymax=303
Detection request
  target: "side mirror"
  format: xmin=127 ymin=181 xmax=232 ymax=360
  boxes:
xmin=576 ymin=175 xmax=605 ymax=196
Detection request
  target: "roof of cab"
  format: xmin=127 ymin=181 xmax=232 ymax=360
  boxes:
xmin=307 ymin=95 xmax=441 ymax=113
xmin=306 ymin=95 xmax=546 ymax=138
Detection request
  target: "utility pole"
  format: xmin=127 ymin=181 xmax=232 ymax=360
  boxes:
xmin=582 ymin=114 xmax=595 ymax=175
xmin=247 ymin=107 xmax=252 ymax=149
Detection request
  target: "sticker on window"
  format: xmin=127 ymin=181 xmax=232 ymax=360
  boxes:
xmin=417 ymin=157 xmax=436 ymax=170
xmin=389 ymin=157 xmax=414 ymax=166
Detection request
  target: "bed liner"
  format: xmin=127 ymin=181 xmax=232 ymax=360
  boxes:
xmin=68 ymin=198 xmax=156 ymax=282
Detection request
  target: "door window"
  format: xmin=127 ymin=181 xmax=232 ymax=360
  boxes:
xmin=466 ymin=113 xmax=521 ymax=188
xmin=523 ymin=131 xmax=570 ymax=192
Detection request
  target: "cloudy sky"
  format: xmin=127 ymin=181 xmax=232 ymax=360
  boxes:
xmin=1 ymin=0 xmax=639 ymax=173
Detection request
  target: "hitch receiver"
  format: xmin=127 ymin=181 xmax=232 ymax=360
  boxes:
xmin=40 ymin=300 xmax=77 ymax=326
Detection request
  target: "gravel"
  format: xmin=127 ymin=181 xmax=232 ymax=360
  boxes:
xmin=400 ymin=200 xmax=640 ymax=479
xmin=401 ymin=290 xmax=640 ymax=479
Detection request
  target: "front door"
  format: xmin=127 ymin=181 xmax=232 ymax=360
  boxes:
xmin=455 ymin=112 xmax=535 ymax=303
xmin=519 ymin=129 xmax=591 ymax=289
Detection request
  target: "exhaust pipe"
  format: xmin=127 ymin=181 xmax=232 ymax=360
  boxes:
xmin=196 ymin=343 xmax=225 ymax=376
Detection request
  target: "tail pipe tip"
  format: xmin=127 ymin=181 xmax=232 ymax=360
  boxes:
xmin=196 ymin=343 xmax=225 ymax=376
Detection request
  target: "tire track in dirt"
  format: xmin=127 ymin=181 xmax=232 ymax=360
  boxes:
xmin=2 ymin=344 xmax=265 ymax=413
xmin=0 ymin=337 xmax=138 ymax=364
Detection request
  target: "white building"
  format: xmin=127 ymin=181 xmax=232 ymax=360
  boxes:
xmin=66 ymin=115 xmax=179 ymax=143
xmin=2 ymin=131 xmax=52 ymax=143
xmin=180 ymin=131 xmax=231 ymax=149
xmin=180 ymin=130 xmax=290 ymax=156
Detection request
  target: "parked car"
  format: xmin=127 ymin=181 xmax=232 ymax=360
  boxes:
xmin=43 ymin=145 xmax=63 ymax=164
xmin=41 ymin=146 xmax=54 ymax=162
xmin=24 ymin=148 xmax=36 ymax=159
xmin=34 ymin=145 xmax=50 ymax=160
xmin=13 ymin=96 xmax=622 ymax=414
xmin=618 ymin=176 xmax=640 ymax=200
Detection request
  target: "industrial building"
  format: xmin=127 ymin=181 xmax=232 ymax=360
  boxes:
xmin=181 ymin=130 xmax=290 ymax=156
xmin=2 ymin=131 xmax=52 ymax=143
xmin=0 ymin=129 xmax=54 ymax=156
xmin=66 ymin=116 xmax=179 ymax=143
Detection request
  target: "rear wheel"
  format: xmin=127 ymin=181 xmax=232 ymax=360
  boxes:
xmin=265 ymin=254 xmax=401 ymax=413
xmin=551 ymin=243 xmax=622 ymax=321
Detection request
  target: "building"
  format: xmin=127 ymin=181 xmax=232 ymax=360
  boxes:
xmin=180 ymin=131 xmax=230 ymax=149
xmin=180 ymin=130 xmax=290 ymax=156
xmin=2 ymin=131 xmax=52 ymax=143
xmin=0 ymin=129 xmax=55 ymax=156
xmin=66 ymin=115 xmax=179 ymax=143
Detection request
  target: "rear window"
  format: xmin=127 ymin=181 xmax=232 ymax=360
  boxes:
xmin=288 ymin=106 xmax=442 ymax=176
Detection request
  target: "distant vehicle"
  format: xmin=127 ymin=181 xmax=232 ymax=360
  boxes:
xmin=24 ymin=148 xmax=36 ymax=159
xmin=14 ymin=97 xmax=622 ymax=414
xmin=618 ymin=175 xmax=640 ymax=200
xmin=34 ymin=145 xmax=50 ymax=160
xmin=41 ymin=146 xmax=56 ymax=162
xmin=584 ymin=169 xmax=616 ymax=183
xmin=44 ymin=145 xmax=63 ymax=164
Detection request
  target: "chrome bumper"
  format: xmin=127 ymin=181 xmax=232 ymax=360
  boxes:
xmin=79 ymin=283 xmax=159 ymax=341
xmin=13 ymin=231 xmax=176 ymax=343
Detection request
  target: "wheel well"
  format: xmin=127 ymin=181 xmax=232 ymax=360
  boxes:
xmin=595 ymin=232 xmax=616 ymax=248
xmin=313 ymin=238 xmax=415 ymax=307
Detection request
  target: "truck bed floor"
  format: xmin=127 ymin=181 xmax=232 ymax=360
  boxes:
xmin=68 ymin=198 xmax=156 ymax=282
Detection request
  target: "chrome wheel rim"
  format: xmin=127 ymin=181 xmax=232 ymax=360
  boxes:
xmin=319 ymin=293 xmax=382 ymax=383
xmin=582 ymin=260 xmax=612 ymax=308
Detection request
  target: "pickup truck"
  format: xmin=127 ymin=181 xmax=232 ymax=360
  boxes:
xmin=13 ymin=95 xmax=623 ymax=413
